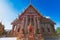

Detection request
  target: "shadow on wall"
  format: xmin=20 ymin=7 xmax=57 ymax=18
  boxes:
xmin=45 ymin=36 xmax=60 ymax=40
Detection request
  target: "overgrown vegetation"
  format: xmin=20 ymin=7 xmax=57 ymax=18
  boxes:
xmin=56 ymin=27 xmax=60 ymax=35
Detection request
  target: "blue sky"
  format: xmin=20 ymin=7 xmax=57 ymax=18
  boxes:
xmin=0 ymin=0 xmax=60 ymax=30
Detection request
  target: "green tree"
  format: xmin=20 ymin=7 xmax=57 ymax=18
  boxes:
xmin=56 ymin=27 xmax=60 ymax=35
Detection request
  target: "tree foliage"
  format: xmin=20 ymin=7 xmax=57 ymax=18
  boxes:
xmin=56 ymin=27 xmax=60 ymax=35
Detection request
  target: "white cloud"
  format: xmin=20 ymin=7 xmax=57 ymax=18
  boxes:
xmin=45 ymin=16 xmax=50 ymax=19
xmin=0 ymin=0 xmax=18 ymax=30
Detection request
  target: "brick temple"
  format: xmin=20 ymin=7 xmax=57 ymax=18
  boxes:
xmin=7 ymin=4 xmax=57 ymax=40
